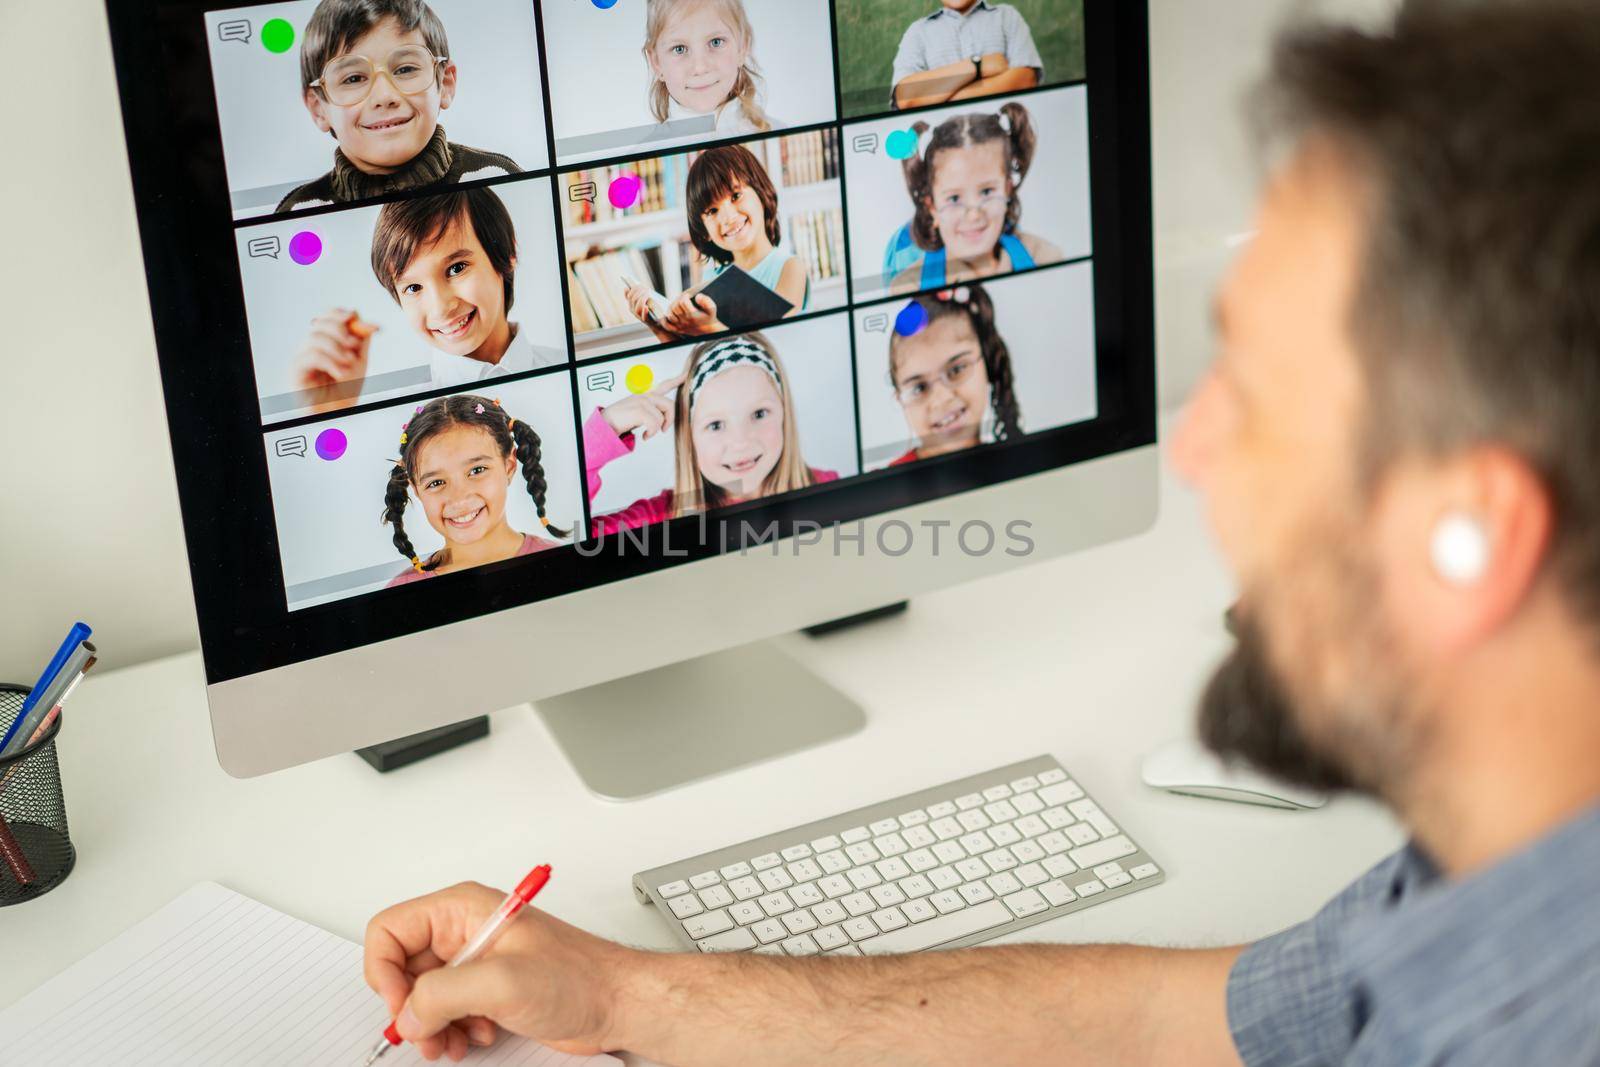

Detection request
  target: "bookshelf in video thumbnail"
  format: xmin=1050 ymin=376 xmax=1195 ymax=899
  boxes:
xmin=198 ymin=0 xmax=1096 ymax=612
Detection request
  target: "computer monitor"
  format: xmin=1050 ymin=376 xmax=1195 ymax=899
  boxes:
xmin=104 ymin=0 xmax=1156 ymax=792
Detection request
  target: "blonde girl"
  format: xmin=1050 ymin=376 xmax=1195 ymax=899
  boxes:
xmin=642 ymin=0 xmax=773 ymax=136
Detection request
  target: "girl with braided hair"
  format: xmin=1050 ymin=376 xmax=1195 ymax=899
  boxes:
xmin=382 ymin=393 xmax=569 ymax=586
xmin=889 ymin=100 xmax=1063 ymax=295
xmin=582 ymin=333 xmax=838 ymax=534
xmin=885 ymin=284 xmax=1023 ymax=466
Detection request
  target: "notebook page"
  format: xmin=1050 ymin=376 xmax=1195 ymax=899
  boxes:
xmin=0 ymin=882 xmax=621 ymax=1067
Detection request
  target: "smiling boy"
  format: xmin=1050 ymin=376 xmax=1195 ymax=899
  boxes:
xmin=277 ymin=0 xmax=519 ymax=212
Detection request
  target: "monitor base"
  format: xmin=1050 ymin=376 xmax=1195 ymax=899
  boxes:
xmin=355 ymin=716 xmax=490 ymax=773
xmin=802 ymin=600 xmax=908 ymax=637
xmin=533 ymin=639 xmax=866 ymax=801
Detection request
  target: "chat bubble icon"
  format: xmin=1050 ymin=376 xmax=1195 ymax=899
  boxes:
xmin=586 ymin=370 xmax=616 ymax=392
xmin=863 ymin=312 xmax=889 ymax=334
xmin=217 ymin=19 xmax=251 ymax=43
xmin=247 ymin=235 xmax=281 ymax=260
xmin=569 ymin=181 xmax=598 ymax=203
xmin=851 ymin=133 xmax=880 ymax=155
xmin=275 ymin=435 xmax=307 ymax=459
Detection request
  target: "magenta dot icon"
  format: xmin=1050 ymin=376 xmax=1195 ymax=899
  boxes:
xmin=608 ymin=174 xmax=643 ymax=211
xmin=314 ymin=428 xmax=347 ymax=461
xmin=288 ymin=231 xmax=323 ymax=266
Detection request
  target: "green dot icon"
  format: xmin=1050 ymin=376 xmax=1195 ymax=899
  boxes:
xmin=261 ymin=18 xmax=295 ymax=54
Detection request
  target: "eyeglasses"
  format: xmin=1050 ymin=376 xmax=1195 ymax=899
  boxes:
xmin=311 ymin=46 xmax=448 ymax=107
xmin=932 ymin=191 xmax=1009 ymax=222
xmin=894 ymin=356 xmax=982 ymax=407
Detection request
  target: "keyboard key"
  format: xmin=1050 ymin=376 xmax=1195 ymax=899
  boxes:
xmin=1042 ymin=807 xmax=1074 ymax=830
xmin=787 ymin=859 xmax=822 ymax=883
xmin=983 ymin=785 xmax=1013 ymax=801
xmin=759 ymin=868 xmax=794 ymax=892
xmin=905 ymin=849 xmax=939 ymax=873
xmin=1015 ymin=863 xmax=1048 ymax=888
xmin=1071 ymin=800 xmax=1120 ymax=838
xmin=899 ymin=810 xmax=929 ymax=827
xmin=658 ymin=880 xmax=690 ymax=899
xmin=955 ymin=793 xmax=984 ymax=810
xmin=988 ymin=824 xmax=1022 ymax=848
xmin=982 ymin=848 xmax=1019 ymax=873
xmin=959 ymin=831 xmax=994 ymax=856
xmin=955 ymin=857 xmax=990 ymax=882
xmin=698 ymin=885 xmax=734 ymax=909
xmin=927 ymin=801 xmax=958 ymax=818
xmin=928 ymin=866 xmax=962 ymax=891
xmin=873 ymin=907 xmax=910 ymax=932
xmin=1010 ymin=775 xmax=1041 ymax=792
xmin=790 ymin=882 xmax=824 ymax=908
xmin=841 ymin=827 xmax=871 ymax=844
xmin=782 ymin=844 xmax=813 ymax=862
xmin=1003 ymin=889 xmax=1049 ymax=918
xmin=861 ymin=899 xmax=1013 ymax=955
xmin=930 ymin=889 xmax=965 ymax=915
xmin=902 ymin=825 xmax=937 ymax=849
xmin=690 ymin=871 xmax=720 ymax=890
xmin=1012 ymin=841 xmax=1045 ymax=864
xmin=810 ymin=835 xmax=843 ymax=853
xmin=752 ymin=919 xmax=787 ymax=944
xmin=669 ymin=894 xmax=704 ymax=919
xmin=1073 ymin=879 xmax=1106 ymax=897
xmin=876 ymin=857 xmax=911 ymax=881
xmin=819 ymin=874 xmax=852 ymax=899
xmin=1040 ymin=782 xmax=1086 ymax=805
xmin=811 ymin=900 xmax=847 ymax=926
xmin=1093 ymin=862 xmax=1125 ymax=879
xmin=782 ymin=934 xmax=820 ymax=956
xmin=903 ymin=898 xmax=937 ymax=923
xmin=1038 ymin=768 xmax=1068 ymax=785
xmin=1038 ymin=832 xmax=1071 ymax=855
xmin=985 ymin=872 xmax=1022 ymax=896
xmin=958 ymin=881 xmax=995 ymax=905
xmin=1131 ymin=863 xmax=1161 ymax=880
xmin=845 ymin=842 xmax=881 ymax=865
xmin=1043 ymin=855 xmax=1077 ymax=878
xmin=753 ymin=944 xmax=784 ymax=955
xmin=719 ymin=862 xmax=752 ymax=880
xmin=758 ymin=892 xmax=794 ymax=917
xmin=1104 ymin=872 xmax=1133 ymax=888
xmin=984 ymin=800 xmax=1019 ymax=823
xmin=1069 ymin=836 xmax=1137 ymax=869
xmin=698 ymin=927 xmax=758 ymax=953
xmin=957 ymin=810 xmax=992 ymax=832
xmin=847 ymin=867 xmax=883 ymax=891
xmin=875 ymin=832 xmax=909 ymax=857
xmin=1039 ymin=880 xmax=1076 ymax=908
xmin=782 ymin=910 xmax=819 ymax=934
xmin=932 ymin=841 xmax=966 ymax=864
xmin=813 ymin=924 xmax=849 ymax=951
xmin=1014 ymin=815 xmax=1048 ymax=839
xmin=729 ymin=901 xmax=764 ymax=925
xmin=870 ymin=884 xmax=907 ymax=908
xmin=870 ymin=818 xmax=901 ymax=836
xmin=752 ymin=853 xmax=782 ymax=871
xmin=898 ymin=874 xmax=935 ymax=898
xmin=931 ymin=818 xmax=964 ymax=841
xmin=1066 ymin=824 xmax=1101 ymax=846
xmin=842 ymin=892 xmax=876 ymax=917
xmin=683 ymin=909 xmax=734 ymax=939
xmin=844 ymin=917 xmax=880 ymax=942
xmin=817 ymin=849 xmax=851 ymax=875
xmin=728 ymin=876 xmax=763 ymax=901
xmin=1011 ymin=793 xmax=1045 ymax=816
xmin=826 ymin=945 xmax=863 ymax=956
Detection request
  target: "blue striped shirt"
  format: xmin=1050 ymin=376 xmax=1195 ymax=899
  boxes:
xmin=1227 ymin=802 xmax=1600 ymax=1066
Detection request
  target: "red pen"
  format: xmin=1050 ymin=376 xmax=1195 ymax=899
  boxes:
xmin=363 ymin=865 xmax=552 ymax=1065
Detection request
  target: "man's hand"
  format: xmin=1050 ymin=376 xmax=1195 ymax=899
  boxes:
xmin=363 ymin=881 xmax=637 ymax=1063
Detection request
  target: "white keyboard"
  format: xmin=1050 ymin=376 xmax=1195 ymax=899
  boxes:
xmin=633 ymin=756 xmax=1163 ymax=957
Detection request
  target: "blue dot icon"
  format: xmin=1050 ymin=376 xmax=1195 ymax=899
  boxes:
xmin=591 ymin=0 xmax=619 ymax=7
xmin=885 ymin=129 xmax=919 ymax=161
xmin=894 ymin=301 xmax=929 ymax=337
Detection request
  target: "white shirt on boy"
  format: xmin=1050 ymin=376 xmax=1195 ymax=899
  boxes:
xmin=428 ymin=324 xmax=566 ymax=388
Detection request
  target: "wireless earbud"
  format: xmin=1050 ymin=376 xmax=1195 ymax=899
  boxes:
xmin=1431 ymin=513 xmax=1490 ymax=586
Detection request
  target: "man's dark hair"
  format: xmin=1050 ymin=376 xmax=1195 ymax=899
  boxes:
xmin=300 ymin=0 xmax=448 ymax=92
xmin=1259 ymin=0 xmax=1600 ymax=624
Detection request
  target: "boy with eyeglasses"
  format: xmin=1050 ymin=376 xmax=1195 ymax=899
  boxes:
xmin=277 ymin=0 xmax=519 ymax=212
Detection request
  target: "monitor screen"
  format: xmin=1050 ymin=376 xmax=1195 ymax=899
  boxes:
xmin=106 ymin=0 xmax=1152 ymax=682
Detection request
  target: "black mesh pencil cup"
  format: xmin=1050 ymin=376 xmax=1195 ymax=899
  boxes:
xmin=0 ymin=683 xmax=76 ymax=904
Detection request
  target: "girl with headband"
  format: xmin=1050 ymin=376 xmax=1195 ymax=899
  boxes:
xmin=582 ymin=333 xmax=836 ymax=534
xmin=382 ymin=394 xmax=569 ymax=586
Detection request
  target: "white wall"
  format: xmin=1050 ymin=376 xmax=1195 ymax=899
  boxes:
xmin=0 ymin=0 xmax=1398 ymax=681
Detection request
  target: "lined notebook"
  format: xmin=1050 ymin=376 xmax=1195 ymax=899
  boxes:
xmin=0 ymin=882 xmax=623 ymax=1066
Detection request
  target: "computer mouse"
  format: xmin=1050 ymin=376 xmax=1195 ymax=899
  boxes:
xmin=1141 ymin=737 xmax=1328 ymax=810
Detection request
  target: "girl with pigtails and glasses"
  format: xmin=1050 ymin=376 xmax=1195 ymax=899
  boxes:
xmin=889 ymin=101 xmax=1064 ymax=295
xmin=382 ymin=394 xmax=569 ymax=587
xmin=885 ymin=284 xmax=1023 ymax=466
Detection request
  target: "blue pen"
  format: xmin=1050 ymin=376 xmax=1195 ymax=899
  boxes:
xmin=0 ymin=622 xmax=91 ymax=755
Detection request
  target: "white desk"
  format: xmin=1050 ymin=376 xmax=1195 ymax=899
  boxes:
xmin=0 ymin=458 xmax=1403 ymax=1060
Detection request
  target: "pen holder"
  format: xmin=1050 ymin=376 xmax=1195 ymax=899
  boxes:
xmin=0 ymin=684 xmax=76 ymax=905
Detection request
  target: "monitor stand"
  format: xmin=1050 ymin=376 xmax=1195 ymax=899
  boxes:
xmin=533 ymin=638 xmax=867 ymax=801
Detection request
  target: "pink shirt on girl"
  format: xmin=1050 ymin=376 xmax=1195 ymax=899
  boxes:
xmin=386 ymin=533 xmax=558 ymax=587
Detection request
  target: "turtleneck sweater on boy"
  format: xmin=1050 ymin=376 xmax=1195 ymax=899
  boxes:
xmin=276 ymin=126 xmax=517 ymax=212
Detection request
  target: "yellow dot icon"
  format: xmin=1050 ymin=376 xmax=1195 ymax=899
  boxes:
xmin=625 ymin=365 xmax=654 ymax=394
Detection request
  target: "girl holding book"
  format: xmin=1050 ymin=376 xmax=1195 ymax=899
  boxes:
xmin=582 ymin=333 xmax=836 ymax=533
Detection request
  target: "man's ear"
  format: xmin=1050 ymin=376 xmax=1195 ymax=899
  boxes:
xmin=303 ymin=88 xmax=333 ymax=134
xmin=438 ymin=61 xmax=458 ymax=111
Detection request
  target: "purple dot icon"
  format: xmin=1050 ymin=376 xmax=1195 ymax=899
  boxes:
xmin=314 ymin=428 xmax=347 ymax=461
xmin=288 ymin=231 xmax=323 ymax=266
